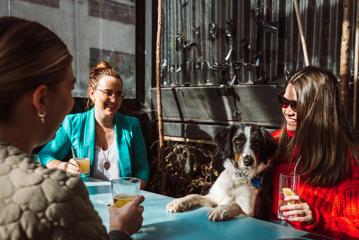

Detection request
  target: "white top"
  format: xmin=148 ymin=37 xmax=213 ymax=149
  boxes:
xmin=93 ymin=141 xmax=120 ymax=181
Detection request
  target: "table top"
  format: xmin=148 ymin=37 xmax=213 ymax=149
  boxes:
xmin=84 ymin=177 xmax=328 ymax=240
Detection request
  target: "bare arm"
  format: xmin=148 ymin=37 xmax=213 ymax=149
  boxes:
xmin=46 ymin=159 xmax=80 ymax=175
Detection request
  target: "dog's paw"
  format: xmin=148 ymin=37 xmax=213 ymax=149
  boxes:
xmin=208 ymin=204 xmax=242 ymax=221
xmin=208 ymin=206 xmax=231 ymax=221
xmin=166 ymin=198 xmax=192 ymax=212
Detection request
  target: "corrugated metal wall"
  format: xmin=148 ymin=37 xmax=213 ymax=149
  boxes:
xmin=161 ymin=0 xmax=357 ymax=86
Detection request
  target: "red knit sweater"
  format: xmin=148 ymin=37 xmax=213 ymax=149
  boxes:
xmin=270 ymin=130 xmax=359 ymax=239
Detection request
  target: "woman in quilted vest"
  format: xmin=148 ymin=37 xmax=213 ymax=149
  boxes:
xmin=0 ymin=16 xmax=143 ymax=240
xmin=254 ymin=66 xmax=359 ymax=239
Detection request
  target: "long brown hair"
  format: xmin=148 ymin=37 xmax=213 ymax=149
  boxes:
xmin=254 ymin=66 xmax=358 ymax=219
xmin=0 ymin=17 xmax=72 ymax=122
xmin=284 ymin=66 xmax=355 ymax=186
xmin=86 ymin=60 xmax=123 ymax=109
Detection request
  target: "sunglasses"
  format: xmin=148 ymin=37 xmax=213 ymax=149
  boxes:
xmin=277 ymin=94 xmax=297 ymax=112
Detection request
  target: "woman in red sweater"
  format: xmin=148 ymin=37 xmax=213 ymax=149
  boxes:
xmin=254 ymin=66 xmax=359 ymax=239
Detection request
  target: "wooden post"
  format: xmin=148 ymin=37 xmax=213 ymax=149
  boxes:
xmin=339 ymin=0 xmax=351 ymax=119
xmin=353 ymin=2 xmax=359 ymax=130
xmin=293 ymin=0 xmax=310 ymax=66
xmin=155 ymin=0 xmax=166 ymax=193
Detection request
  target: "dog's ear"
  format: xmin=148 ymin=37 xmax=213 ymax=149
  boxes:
xmin=213 ymin=125 xmax=236 ymax=173
xmin=214 ymin=125 xmax=236 ymax=160
xmin=259 ymin=127 xmax=277 ymax=163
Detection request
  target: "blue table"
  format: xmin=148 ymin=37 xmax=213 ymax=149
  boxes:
xmin=84 ymin=178 xmax=327 ymax=240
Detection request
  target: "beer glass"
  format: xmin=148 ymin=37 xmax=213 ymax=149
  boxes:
xmin=111 ymin=177 xmax=141 ymax=208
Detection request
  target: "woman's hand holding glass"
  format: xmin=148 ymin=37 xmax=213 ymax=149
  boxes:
xmin=280 ymin=193 xmax=313 ymax=224
xmin=52 ymin=159 xmax=80 ymax=175
xmin=108 ymin=195 xmax=145 ymax=236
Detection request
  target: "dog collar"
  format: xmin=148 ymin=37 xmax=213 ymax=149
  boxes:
xmin=251 ymin=177 xmax=262 ymax=189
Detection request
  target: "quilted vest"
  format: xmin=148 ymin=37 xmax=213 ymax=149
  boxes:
xmin=0 ymin=142 xmax=108 ymax=240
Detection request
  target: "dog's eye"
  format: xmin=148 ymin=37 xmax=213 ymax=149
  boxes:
xmin=234 ymin=137 xmax=245 ymax=145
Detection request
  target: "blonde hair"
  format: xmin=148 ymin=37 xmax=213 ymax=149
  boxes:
xmin=86 ymin=60 xmax=123 ymax=109
xmin=0 ymin=17 xmax=72 ymax=122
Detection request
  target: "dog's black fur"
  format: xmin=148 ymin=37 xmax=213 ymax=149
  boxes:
xmin=166 ymin=123 xmax=277 ymax=221
xmin=214 ymin=123 xmax=277 ymax=174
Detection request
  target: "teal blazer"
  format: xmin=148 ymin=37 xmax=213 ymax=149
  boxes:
xmin=38 ymin=108 xmax=149 ymax=182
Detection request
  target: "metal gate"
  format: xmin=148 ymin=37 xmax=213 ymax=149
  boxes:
xmin=161 ymin=0 xmax=357 ymax=87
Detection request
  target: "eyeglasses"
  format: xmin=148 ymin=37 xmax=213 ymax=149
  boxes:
xmin=277 ymin=94 xmax=297 ymax=112
xmin=96 ymin=89 xmax=126 ymax=98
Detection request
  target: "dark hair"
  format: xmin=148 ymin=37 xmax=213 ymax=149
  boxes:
xmin=0 ymin=17 xmax=72 ymax=122
xmin=281 ymin=66 xmax=355 ymax=186
xmin=254 ymin=66 xmax=358 ymax=219
xmin=86 ymin=60 xmax=123 ymax=109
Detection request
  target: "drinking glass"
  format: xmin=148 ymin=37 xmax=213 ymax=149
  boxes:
xmin=277 ymin=173 xmax=300 ymax=219
xmin=111 ymin=177 xmax=141 ymax=208
xmin=71 ymin=146 xmax=90 ymax=177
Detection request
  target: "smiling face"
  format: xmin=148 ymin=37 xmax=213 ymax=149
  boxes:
xmin=89 ymin=75 xmax=123 ymax=118
xmin=282 ymin=83 xmax=297 ymax=132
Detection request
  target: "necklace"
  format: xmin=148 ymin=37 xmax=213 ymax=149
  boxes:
xmin=102 ymin=148 xmax=111 ymax=170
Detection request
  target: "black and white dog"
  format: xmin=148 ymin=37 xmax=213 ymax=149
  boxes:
xmin=166 ymin=123 xmax=277 ymax=221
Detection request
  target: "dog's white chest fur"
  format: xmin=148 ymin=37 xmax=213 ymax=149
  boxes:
xmin=208 ymin=169 xmax=258 ymax=215
xmin=166 ymin=123 xmax=276 ymax=221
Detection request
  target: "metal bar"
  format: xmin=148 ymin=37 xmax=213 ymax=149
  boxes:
xmin=311 ymin=0 xmax=319 ymax=66
xmin=270 ymin=0 xmax=279 ymax=82
xmin=263 ymin=0 xmax=268 ymax=80
xmin=175 ymin=0 xmax=181 ymax=86
xmin=328 ymin=0 xmax=340 ymax=73
xmin=200 ymin=0 xmax=208 ymax=85
xmin=186 ymin=0 xmax=192 ymax=86
xmin=173 ymin=0 xmax=178 ymax=86
xmin=162 ymin=0 xmax=168 ymax=86
xmin=164 ymin=136 xmax=215 ymax=145
xmin=286 ymin=0 xmax=295 ymax=72
xmin=316 ymin=1 xmax=323 ymax=66
xmin=170 ymin=0 xmax=174 ymax=85
xmin=249 ymin=0 xmax=257 ymax=82
xmin=293 ymin=0 xmax=310 ymax=66
xmin=74 ymin=0 xmax=80 ymax=89
xmin=7 ymin=0 xmax=11 ymax=16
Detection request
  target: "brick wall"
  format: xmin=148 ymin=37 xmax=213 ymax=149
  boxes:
xmin=88 ymin=0 xmax=134 ymax=25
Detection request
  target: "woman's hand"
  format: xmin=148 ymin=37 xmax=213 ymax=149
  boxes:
xmin=280 ymin=193 xmax=313 ymax=224
xmin=48 ymin=159 xmax=80 ymax=175
xmin=108 ymin=195 xmax=145 ymax=236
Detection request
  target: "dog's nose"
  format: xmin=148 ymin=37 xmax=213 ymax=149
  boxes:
xmin=243 ymin=156 xmax=254 ymax=166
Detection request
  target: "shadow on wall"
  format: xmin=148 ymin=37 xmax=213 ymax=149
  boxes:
xmin=151 ymin=85 xmax=283 ymax=140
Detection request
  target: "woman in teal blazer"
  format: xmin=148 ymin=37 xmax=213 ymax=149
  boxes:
xmin=38 ymin=61 xmax=149 ymax=187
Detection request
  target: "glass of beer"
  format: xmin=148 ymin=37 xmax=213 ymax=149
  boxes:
xmin=77 ymin=158 xmax=90 ymax=176
xmin=111 ymin=177 xmax=141 ymax=208
xmin=71 ymin=147 xmax=90 ymax=177
xmin=277 ymin=173 xmax=300 ymax=219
